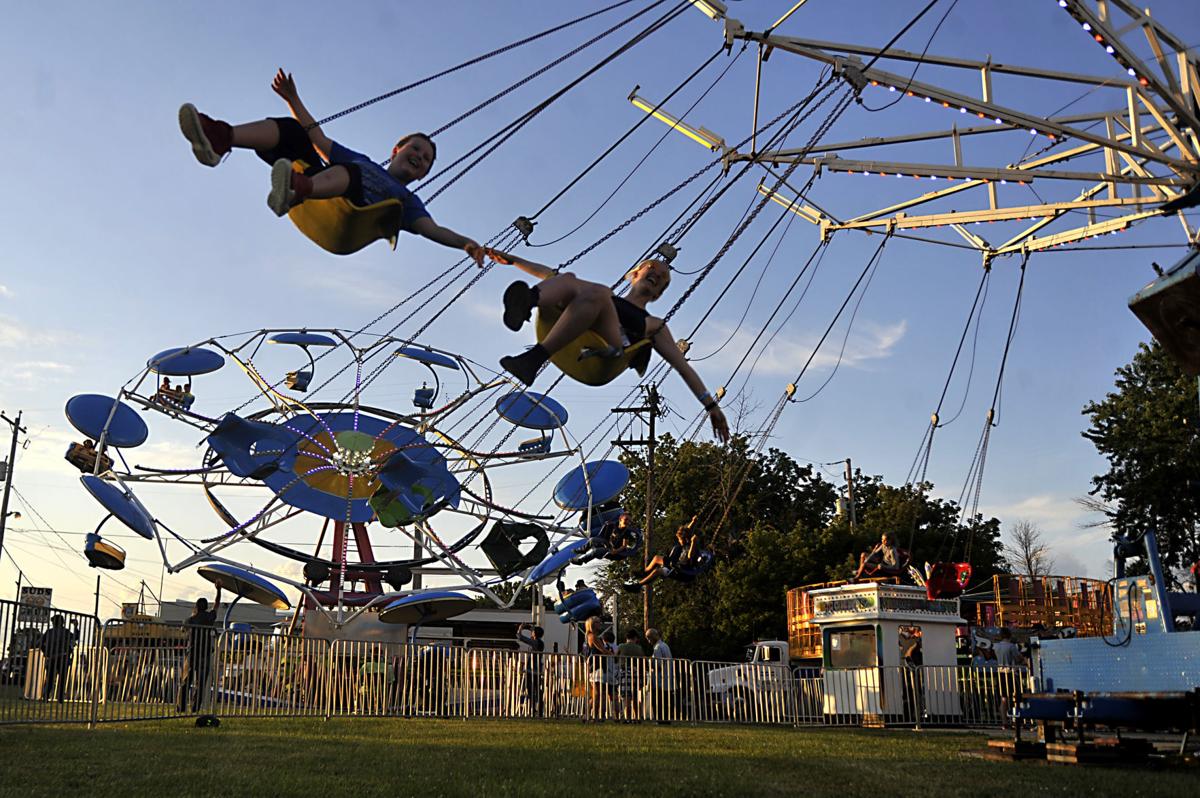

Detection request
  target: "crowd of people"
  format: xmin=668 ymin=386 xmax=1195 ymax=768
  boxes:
xmin=516 ymin=620 xmax=678 ymax=722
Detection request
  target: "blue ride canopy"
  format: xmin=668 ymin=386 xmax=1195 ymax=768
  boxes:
xmin=553 ymin=460 xmax=629 ymax=511
xmin=65 ymin=394 xmax=149 ymax=448
xmin=80 ymin=475 xmax=156 ymax=540
xmin=527 ymin=538 xmax=590 ymax=584
xmin=555 ymin=588 xmax=602 ymax=624
xmin=495 ymin=391 xmax=568 ymax=431
xmin=394 ymin=346 xmax=461 ymax=371
xmin=147 ymin=346 xmax=226 ymax=376
xmin=205 ymin=410 xmax=458 ymax=523
xmin=378 ymin=591 xmax=475 ymax=625
xmin=267 ymin=332 xmax=338 ymax=347
xmin=197 ymin=563 xmax=290 ymax=609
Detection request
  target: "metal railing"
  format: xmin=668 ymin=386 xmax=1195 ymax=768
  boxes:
xmin=0 ymin=600 xmax=1032 ymax=729
xmin=0 ymin=599 xmax=102 ymax=725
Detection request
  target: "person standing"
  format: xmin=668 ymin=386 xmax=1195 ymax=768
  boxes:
xmin=38 ymin=615 xmax=80 ymax=702
xmin=993 ymin=628 xmax=1022 ymax=667
xmin=516 ymin=623 xmax=545 ymax=717
xmin=645 ymin=628 xmax=674 ymax=722
xmin=178 ymin=588 xmax=221 ymax=713
xmin=616 ymin=629 xmax=646 ymax=722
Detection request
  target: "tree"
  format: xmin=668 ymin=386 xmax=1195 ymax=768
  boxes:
xmin=1083 ymin=341 xmax=1200 ymax=586
xmin=595 ymin=434 xmax=837 ymax=661
xmin=1004 ymin=519 xmax=1055 ymax=577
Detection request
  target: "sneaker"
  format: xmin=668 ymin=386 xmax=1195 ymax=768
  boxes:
xmin=178 ymin=103 xmax=232 ymax=166
xmin=267 ymin=159 xmax=313 ymax=216
xmin=502 ymin=281 xmax=536 ymax=332
xmin=500 ymin=354 xmax=539 ymax=387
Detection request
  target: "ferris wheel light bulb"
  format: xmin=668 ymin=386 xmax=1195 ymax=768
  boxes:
xmin=1105 ymin=46 xmax=1114 ymax=54
xmin=1058 ymin=0 xmax=1067 ymax=6
xmin=1082 ymin=22 xmax=1091 ymax=31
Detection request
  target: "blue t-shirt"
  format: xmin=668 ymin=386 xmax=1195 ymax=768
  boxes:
xmin=328 ymin=141 xmax=431 ymax=231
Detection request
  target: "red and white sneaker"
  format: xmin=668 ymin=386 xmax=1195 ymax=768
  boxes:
xmin=178 ymin=103 xmax=232 ymax=167
xmin=267 ymin=159 xmax=314 ymax=216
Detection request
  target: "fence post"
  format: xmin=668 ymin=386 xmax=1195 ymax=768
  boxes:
xmin=88 ymin=617 xmax=104 ymax=729
xmin=323 ymin=640 xmax=334 ymax=722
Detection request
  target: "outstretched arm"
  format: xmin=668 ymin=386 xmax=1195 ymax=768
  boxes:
xmin=649 ymin=321 xmax=730 ymax=442
xmin=212 ymin=586 xmax=223 ymax=613
xmin=486 ymin=249 xmax=556 ymax=280
xmin=409 ymin=217 xmax=484 ymax=266
xmin=271 ymin=69 xmax=334 ymax=161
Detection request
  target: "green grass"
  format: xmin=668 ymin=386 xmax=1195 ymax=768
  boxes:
xmin=0 ymin=718 xmax=1192 ymax=797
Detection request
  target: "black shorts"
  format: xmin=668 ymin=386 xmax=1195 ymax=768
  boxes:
xmin=257 ymin=117 xmax=367 ymax=206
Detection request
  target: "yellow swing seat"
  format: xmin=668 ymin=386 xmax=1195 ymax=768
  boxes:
xmin=285 ymin=162 xmax=405 ymax=255
xmin=535 ymin=306 xmax=653 ymax=387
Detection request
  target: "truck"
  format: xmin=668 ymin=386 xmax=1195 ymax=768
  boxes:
xmin=703 ymin=640 xmax=820 ymax=722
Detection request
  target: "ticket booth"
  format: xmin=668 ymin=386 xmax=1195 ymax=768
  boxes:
xmin=810 ymin=583 xmax=965 ymax=722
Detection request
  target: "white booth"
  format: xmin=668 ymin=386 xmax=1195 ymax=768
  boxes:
xmin=809 ymin=583 xmax=964 ymax=721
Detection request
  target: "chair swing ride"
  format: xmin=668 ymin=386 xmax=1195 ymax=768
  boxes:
xmin=58 ymin=0 xmax=1198 ymax=634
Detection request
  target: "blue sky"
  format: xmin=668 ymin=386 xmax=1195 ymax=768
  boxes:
xmin=1 ymin=0 xmax=1197 ymax=615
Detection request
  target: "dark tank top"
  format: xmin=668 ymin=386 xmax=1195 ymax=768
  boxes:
xmin=612 ymin=295 xmax=653 ymax=375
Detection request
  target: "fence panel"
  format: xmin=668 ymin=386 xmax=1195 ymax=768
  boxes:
xmin=0 ymin=600 xmax=102 ymax=725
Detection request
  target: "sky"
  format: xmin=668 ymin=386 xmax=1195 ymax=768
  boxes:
xmin=1 ymin=0 xmax=1197 ymax=617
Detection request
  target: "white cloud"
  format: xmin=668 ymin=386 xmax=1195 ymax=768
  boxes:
xmin=701 ymin=319 xmax=908 ymax=377
xmin=0 ymin=315 xmax=69 ymax=349
xmin=0 ymin=285 xmax=12 ymax=298
xmin=7 ymin=360 xmax=74 ymax=385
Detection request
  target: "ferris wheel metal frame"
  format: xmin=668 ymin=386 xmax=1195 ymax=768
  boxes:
xmin=650 ymin=0 xmax=1199 ymax=263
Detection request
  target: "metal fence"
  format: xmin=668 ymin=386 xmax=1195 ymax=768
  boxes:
xmin=0 ymin=600 xmax=1032 ymax=728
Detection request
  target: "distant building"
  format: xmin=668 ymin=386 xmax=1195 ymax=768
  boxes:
xmin=157 ymin=600 xmax=284 ymax=632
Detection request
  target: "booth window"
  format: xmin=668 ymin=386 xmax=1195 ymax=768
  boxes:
xmin=827 ymin=626 xmax=877 ymax=668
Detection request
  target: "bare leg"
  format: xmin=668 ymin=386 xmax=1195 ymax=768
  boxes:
xmin=307 ymin=166 xmax=351 ymax=200
xmin=538 ymin=276 xmax=623 ymax=354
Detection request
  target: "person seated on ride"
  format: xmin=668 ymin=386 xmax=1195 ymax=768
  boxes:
xmin=178 ymin=70 xmax=484 ymax=263
xmin=66 ymin=438 xmax=114 ymax=473
xmin=155 ymin=377 xmax=195 ymax=409
xmin=855 ymin=532 xmax=909 ymax=580
xmin=488 ymin=249 xmax=729 ymax=443
xmin=154 ymin=377 xmax=176 ymax=403
xmin=603 ymin=513 xmax=642 ymax=560
xmin=625 ymin=516 xmax=701 ymax=589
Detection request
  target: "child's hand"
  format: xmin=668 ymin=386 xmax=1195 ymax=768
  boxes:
xmin=485 ymin=248 xmax=515 ymax=266
xmin=464 ymin=240 xmax=485 ymax=268
xmin=709 ymin=406 xmax=730 ymax=443
xmin=272 ymin=69 xmax=300 ymax=104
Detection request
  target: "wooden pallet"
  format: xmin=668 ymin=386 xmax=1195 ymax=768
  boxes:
xmin=984 ymin=739 xmax=1046 ymax=761
xmin=1045 ymin=737 xmax=1154 ymax=765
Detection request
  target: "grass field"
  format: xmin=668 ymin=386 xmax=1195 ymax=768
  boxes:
xmin=0 ymin=717 xmax=1192 ymax=797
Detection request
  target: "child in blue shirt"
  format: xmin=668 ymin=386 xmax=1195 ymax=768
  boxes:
xmin=180 ymin=69 xmax=483 ymax=264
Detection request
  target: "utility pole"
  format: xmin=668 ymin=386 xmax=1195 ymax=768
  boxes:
xmin=0 ymin=410 xmax=27 ymax=570
xmin=611 ymin=384 xmax=661 ymax=633
xmin=844 ymin=458 xmax=857 ymax=532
